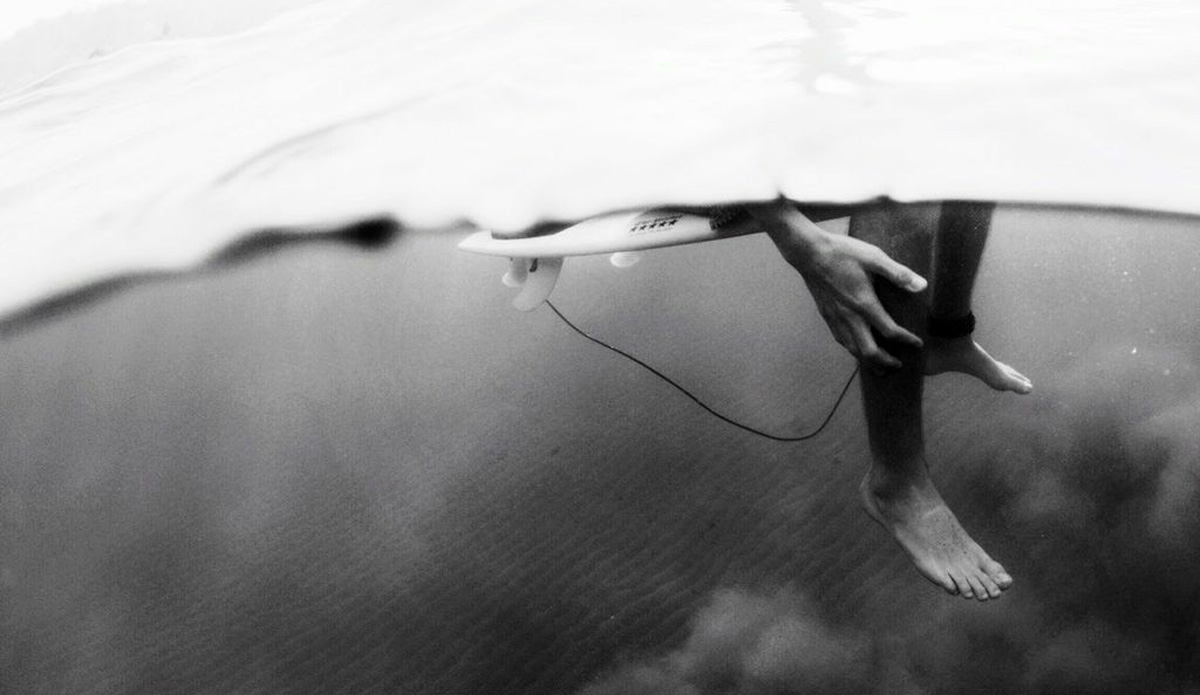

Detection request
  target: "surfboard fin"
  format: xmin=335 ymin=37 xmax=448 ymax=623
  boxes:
xmin=511 ymin=257 xmax=562 ymax=311
xmin=609 ymin=251 xmax=641 ymax=268
xmin=502 ymin=257 xmax=527 ymax=287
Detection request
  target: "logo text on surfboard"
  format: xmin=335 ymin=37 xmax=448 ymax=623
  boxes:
xmin=628 ymin=214 xmax=682 ymax=235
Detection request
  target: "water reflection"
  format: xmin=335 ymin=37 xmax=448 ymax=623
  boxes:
xmin=4 ymin=0 xmax=1200 ymax=320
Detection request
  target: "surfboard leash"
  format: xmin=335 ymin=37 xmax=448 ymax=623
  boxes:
xmin=544 ymin=300 xmax=859 ymax=442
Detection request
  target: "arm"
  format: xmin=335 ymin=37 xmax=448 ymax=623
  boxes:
xmin=745 ymin=199 xmax=928 ymax=369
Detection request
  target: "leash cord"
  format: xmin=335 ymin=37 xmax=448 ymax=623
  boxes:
xmin=544 ymin=300 xmax=858 ymax=442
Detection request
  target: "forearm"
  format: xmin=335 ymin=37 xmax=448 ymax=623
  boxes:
xmin=744 ymin=199 xmax=832 ymax=271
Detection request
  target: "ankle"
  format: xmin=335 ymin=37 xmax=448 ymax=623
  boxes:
xmin=926 ymin=333 xmax=971 ymax=347
xmin=927 ymin=311 xmax=975 ymax=339
xmin=864 ymin=465 xmax=929 ymax=499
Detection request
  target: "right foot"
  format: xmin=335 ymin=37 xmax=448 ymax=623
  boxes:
xmin=860 ymin=472 xmax=1013 ymax=600
xmin=924 ymin=336 xmax=1033 ymax=394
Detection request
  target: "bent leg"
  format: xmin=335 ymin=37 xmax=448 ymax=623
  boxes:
xmin=849 ymin=202 xmax=1013 ymax=599
xmin=925 ymin=202 xmax=1032 ymax=394
xmin=931 ymin=202 xmax=993 ymax=317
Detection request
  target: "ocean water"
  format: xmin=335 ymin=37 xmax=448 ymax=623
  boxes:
xmin=2 ymin=0 xmax=1200 ymax=319
xmin=4 ymin=2 xmax=1200 ymax=695
xmin=4 ymin=206 xmax=1200 ymax=695
xmin=0 ymin=0 xmax=328 ymax=82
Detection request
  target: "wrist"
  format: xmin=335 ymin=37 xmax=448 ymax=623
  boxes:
xmin=767 ymin=215 xmax=832 ymax=269
xmin=744 ymin=199 xmax=833 ymax=268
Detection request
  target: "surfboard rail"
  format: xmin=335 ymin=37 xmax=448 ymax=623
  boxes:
xmin=457 ymin=207 xmax=761 ymax=259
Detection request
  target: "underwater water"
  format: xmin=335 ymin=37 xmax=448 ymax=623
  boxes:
xmin=3 ymin=206 xmax=1200 ymax=695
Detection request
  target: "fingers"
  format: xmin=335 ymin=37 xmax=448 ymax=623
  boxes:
xmin=823 ymin=309 xmax=900 ymax=370
xmin=848 ymin=319 xmax=901 ymax=370
xmin=824 ymin=312 xmax=858 ymax=358
xmin=821 ymin=298 xmax=912 ymax=370
xmin=800 ymin=237 xmax=929 ymax=367
xmin=864 ymin=247 xmax=928 ymax=294
xmin=857 ymin=295 xmax=923 ymax=349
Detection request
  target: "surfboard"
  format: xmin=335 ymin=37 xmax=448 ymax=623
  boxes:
xmin=457 ymin=207 xmax=759 ymax=258
xmin=458 ymin=207 xmax=762 ymax=311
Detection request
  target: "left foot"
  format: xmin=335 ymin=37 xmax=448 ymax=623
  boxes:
xmin=860 ymin=472 xmax=1014 ymax=600
xmin=924 ymin=336 xmax=1032 ymax=394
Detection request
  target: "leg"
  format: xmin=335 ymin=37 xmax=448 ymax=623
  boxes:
xmin=924 ymin=202 xmax=1032 ymax=393
xmin=849 ymin=202 xmax=1013 ymax=600
xmin=930 ymin=201 xmax=993 ymax=318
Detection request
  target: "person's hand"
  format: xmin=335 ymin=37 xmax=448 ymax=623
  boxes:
xmin=748 ymin=201 xmax=927 ymax=370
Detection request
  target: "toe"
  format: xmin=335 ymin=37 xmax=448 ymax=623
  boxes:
xmin=979 ymin=573 xmax=1002 ymax=598
xmin=967 ymin=576 xmax=989 ymax=601
xmin=1003 ymin=366 xmax=1033 ymax=393
xmin=1004 ymin=363 xmax=1029 ymax=380
xmin=984 ymin=560 xmax=1012 ymax=587
xmin=952 ymin=573 xmax=974 ymax=599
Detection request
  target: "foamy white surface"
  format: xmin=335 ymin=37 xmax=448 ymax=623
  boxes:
xmin=2 ymin=0 xmax=1199 ymax=318
xmin=0 ymin=0 xmax=130 ymax=42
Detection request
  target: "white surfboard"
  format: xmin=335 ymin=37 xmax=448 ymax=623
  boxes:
xmin=458 ymin=207 xmax=761 ymax=310
xmin=457 ymin=207 xmax=759 ymax=258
